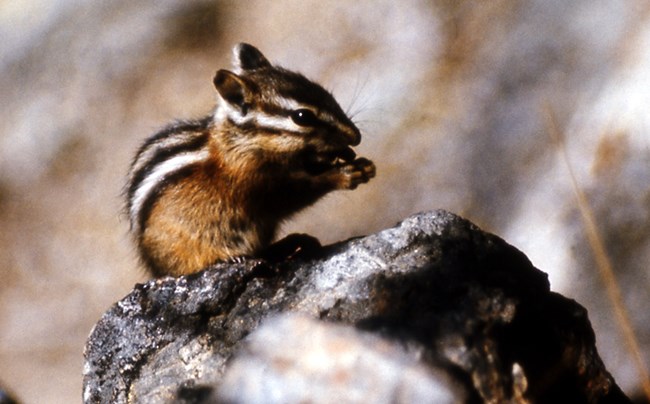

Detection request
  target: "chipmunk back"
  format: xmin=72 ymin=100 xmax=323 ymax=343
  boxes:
xmin=126 ymin=43 xmax=375 ymax=277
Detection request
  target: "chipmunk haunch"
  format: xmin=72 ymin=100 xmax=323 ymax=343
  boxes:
xmin=126 ymin=43 xmax=376 ymax=277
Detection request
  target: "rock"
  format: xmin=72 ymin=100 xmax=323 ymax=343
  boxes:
xmin=83 ymin=210 xmax=631 ymax=403
xmin=215 ymin=314 xmax=462 ymax=403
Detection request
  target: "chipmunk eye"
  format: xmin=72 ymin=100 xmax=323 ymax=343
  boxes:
xmin=290 ymin=109 xmax=319 ymax=127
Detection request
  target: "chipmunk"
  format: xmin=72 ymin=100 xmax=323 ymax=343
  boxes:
xmin=125 ymin=43 xmax=376 ymax=277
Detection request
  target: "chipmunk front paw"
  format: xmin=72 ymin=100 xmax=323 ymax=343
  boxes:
xmin=262 ymin=233 xmax=322 ymax=263
xmin=338 ymin=158 xmax=376 ymax=189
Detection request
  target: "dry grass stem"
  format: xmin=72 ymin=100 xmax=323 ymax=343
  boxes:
xmin=543 ymin=105 xmax=650 ymax=400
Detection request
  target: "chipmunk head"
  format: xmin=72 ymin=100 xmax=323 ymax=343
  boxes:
xmin=213 ymin=43 xmax=360 ymax=174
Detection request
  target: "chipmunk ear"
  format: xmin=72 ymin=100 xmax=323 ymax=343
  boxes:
xmin=234 ymin=43 xmax=271 ymax=71
xmin=213 ymin=70 xmax=250 ymax=114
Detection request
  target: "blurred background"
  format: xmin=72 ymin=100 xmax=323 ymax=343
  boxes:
xmin=1 ymin=0 xmax=649 ymax=402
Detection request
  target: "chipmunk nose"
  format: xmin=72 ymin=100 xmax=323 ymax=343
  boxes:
xmin=344 ymin=125 xmax=361 ymax=146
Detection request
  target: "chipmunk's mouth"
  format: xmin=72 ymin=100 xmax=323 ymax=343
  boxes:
xmin=304 ymin=147 xmax=356 ymax=175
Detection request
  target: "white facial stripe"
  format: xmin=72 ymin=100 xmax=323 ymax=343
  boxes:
xmin=220 ymin=102 xmax=307 ymax=133
xmin=217 ymin=94 xmax=351 ymax=134
xmin=253 ymin=111 xmax=304 ymax=132
xmin=214 ymin=100 xmax=236 ymax=123
xmin=130 ymin=150 xmax=210 ymax=231
xmin=270 ymin=95 xmax=302 ymax=111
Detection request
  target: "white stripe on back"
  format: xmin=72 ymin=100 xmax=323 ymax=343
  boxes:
xmin=129 ymin=149 xmax=210 ymax=232
xmin=130 ymin=131 xmax=206 ymax=177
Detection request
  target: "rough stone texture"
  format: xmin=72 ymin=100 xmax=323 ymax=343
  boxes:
xmin=83 ymin=210 xmax=631 ymax=403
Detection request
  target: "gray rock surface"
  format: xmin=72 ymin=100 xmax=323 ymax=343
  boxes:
xmin=83 ymin=210 xmax=631 ymax=403
xmin=216 ymin=314 xmax=461 ymax=403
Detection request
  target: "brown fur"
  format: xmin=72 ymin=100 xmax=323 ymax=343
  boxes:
xmin=130 ymin=43 xmax=376 ymax=276
xmin=139 ymin=120 xmax=374 ymax=276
